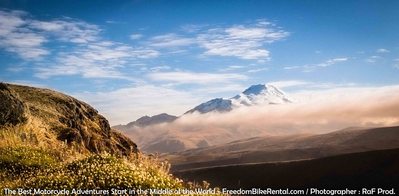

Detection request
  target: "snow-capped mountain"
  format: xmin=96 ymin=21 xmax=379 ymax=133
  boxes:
xmin=113 ymin=84 xmax=294 ymax=153
xmin=186 ymin=84 xmax=292 ymax=114
xmin=232 ymin=84 xmax=292 ymax=106
xmin=185 ymin=98 xmax=233 ymax=114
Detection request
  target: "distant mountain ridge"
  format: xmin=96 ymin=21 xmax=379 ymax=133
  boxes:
xmin=186 ymin=84 xmax=292 ymax=114
xmin=127 ymin=113 xmax=178 ymax=127
xmin=113 ymin=113 xmax=178 ymax=132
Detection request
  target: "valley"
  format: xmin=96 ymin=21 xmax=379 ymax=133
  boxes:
xmin=174 ymin=148 xmax=399 ymax=189
xmin=167 ymin=126 xmax=399 ymax=171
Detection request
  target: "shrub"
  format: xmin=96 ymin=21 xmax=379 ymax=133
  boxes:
xmin=24 ymin=153 xmax=183 ymax=190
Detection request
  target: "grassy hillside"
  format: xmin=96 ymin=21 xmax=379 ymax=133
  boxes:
xmin=0 ymin=83 xmax=136 ymax=155
xmin=175 ymin=148 xmax=399 ymax=189
xmin=0 ymin=83 xmax=221 ymax=194
xmin=0 ymin=146 xmax=184 ymax=191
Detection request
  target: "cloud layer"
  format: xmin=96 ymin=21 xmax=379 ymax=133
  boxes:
xmin=0 ymin=10 xmax=48 ymax=59
xmin=150 ymin=20 xmax=289 ymax=60
xmin=284 ymin=57 xmax=349 ymax=72
xmin=127 ymin=85 xmax=399 ymax=148
xmin=0 ymin=10 xmax=158 ymax=79
xmin=197 ymin=24 xmax=287 ymax=60
xmin=1 ymin=9 xmax=289 ymax=83
xmin=147 ymin=71 xmax=247 ymax=84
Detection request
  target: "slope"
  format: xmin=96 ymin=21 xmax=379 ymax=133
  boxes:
xmin=0 ymin=82 xmax=136 ymax=155
xmin=0 ymin=82 xmax=212 ymax=192
xmin=168 ymin=126 xmax=399 ymax=171
xmin=175 ymin=148 xmax=399 ymax=189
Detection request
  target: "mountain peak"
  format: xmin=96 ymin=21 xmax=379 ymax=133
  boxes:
xmin=135 ymin=115 xmax=151 ymax=121
xmin=242 ymin=84 xmax=267 ymax=95
xmin=185 ymin=98 xmax=233 ymax=114
xmin=186 ymin=83 xmax=292 ymax=114
xmin=154 ymin=113 xmax=174 ymax=118
xmin=124 ymin=113 xmax=178 ymax=128
xmin=242 ymin=84 xmax=285 ymax=96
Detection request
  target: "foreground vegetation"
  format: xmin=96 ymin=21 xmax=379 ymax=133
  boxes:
xmin=0 ymin=146 xmax=181 ymax=190
xmin=0 ymin=83 xmax=223 ymax=195
xmin=0 ymin=131 xmax=221 ymax=195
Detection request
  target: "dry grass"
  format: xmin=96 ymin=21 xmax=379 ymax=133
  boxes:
xmin=0 ymin=83 xmax=225 ymax=195
xmin=0 ymin=143 xmax=224 ymax=195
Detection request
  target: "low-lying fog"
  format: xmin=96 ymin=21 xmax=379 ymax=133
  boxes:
xmin=125 ymin=85 xmax=399 ymax=152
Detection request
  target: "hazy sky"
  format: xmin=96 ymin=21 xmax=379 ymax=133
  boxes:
xmin=1 ymin=0 xmax=399 ymax=124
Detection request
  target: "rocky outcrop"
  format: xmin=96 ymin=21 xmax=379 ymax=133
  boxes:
xmin=0 ymin=83 xmax=137 ymax=156
xmin=0 ymin=83 xmax=27 ymax=126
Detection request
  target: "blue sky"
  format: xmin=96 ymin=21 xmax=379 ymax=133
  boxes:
xmin=1 ymin=0 xmax=399 ymax=124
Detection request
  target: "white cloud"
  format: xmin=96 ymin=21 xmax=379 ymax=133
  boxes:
xmin=0 ymin=10 xmax=160 ymax=79
xmin=106 ymin=20 xmax=125 ymax=24
xmin=306 ymin=82 xmax=357 ymax=89
xmin=75 ymin=85 xmax=203 ymax=125
xmin=365 ymin=55 xmax=381 ymax=63
xmin=147 ymin=71 xmax=247 ymax=84
xmin=219 ymin=65 xmax=246 ymax=72
xmin=290 ymin=85 xmax=399 ymax=105
xmin=1 ymin=11 xmax=288 ymax=83
xmin=284 ymin=57 xmax=348 ymax=72
xmin=0 ymin=10 xmax=26 ymax=37
xmin=147 ymin=20 xmax=288 ymax=60
xmin=268 ymin=80 xmax=357 ymax=90
xmin=197 ymin=22 xmax=288 ymax=60
xmin=269 ymin=80 xmax=310 ymax=88
xmin=149 ymin=65 xmax=171 ymax=72
xmin=228 ymin=65 xmax=245 ymax=69
xmin=376 ymin=48 xmax=390 ymax=53
xmin=193 ymin=83 xmax=245 ymax=95
xmin=0 ymin=10 xmax=101 ymax=59
xmin=36 ymin=42 xmax=159 ymax=79
xmin=129 ymin=33 xmax=143 ymax=40
xmin=325 ymin=57 xmax=348 ymax=64
xmin=30 ymin=19 xmax=100 ymax=43
xmin=0 ymin=10 xmax=49 ymax=59
xmin=180 ymin=24 xmax=208 ymax=33
xmin=149 ymin=33 xmax=195 ymax=48
xmin=6 ymin=65 xmax=24 ymax=72
xmin=247 ymin=67 xmax=268 ymax=73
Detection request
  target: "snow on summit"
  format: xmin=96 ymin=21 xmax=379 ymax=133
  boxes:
xmin=186 ymin=84 xmax=292 ymax=114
